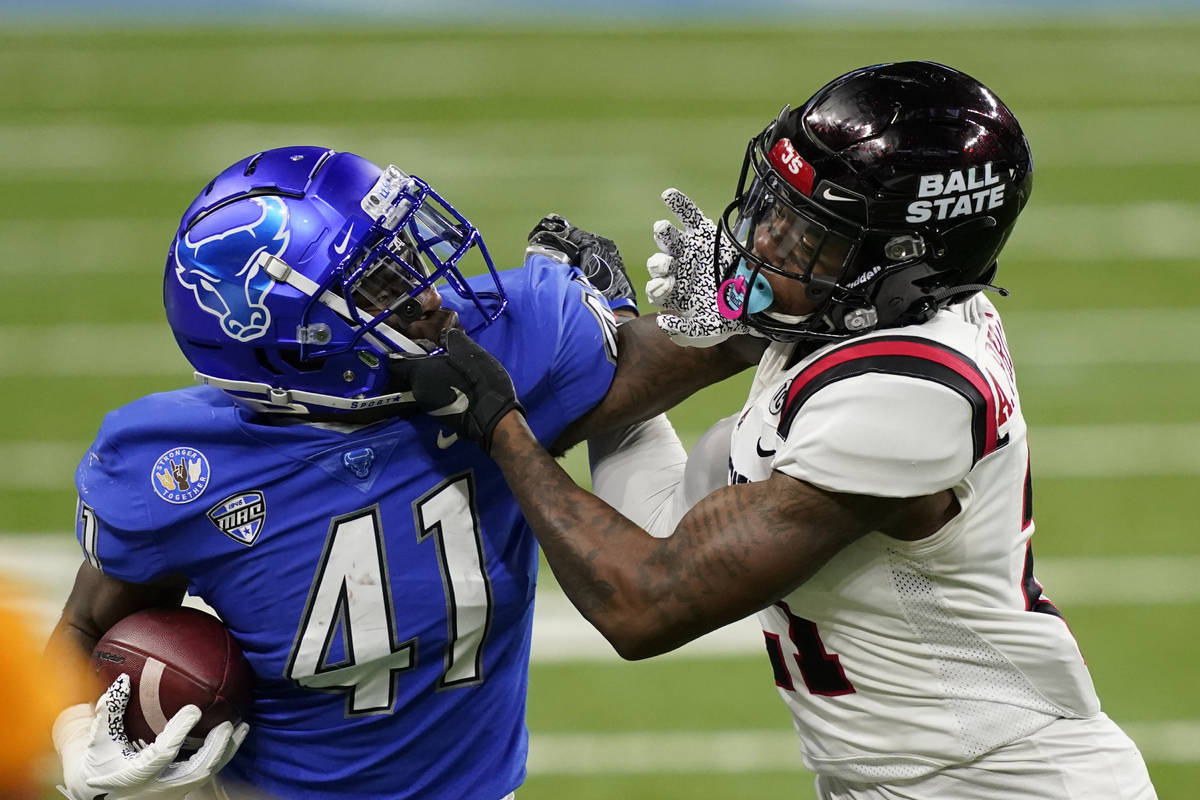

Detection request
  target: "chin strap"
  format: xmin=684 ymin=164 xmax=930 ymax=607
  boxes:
xmin=196 ymin=367 xmax=468 ymax=422
xmin=865 ymin=261 xmax=1011 ymax=332
xmin=194 ymin=372 xmax=416 ymax=415
xmin=930 ymin=282 xmax=1011 ymax=304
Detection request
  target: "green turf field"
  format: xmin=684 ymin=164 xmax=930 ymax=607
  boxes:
xmin=2 ymin=18 xmax=1198 ymax=798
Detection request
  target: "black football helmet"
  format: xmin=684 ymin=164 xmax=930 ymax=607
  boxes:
xmin=716 ymin=61 xmax=1034 ymax=342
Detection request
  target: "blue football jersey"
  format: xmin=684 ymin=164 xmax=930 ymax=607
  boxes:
xmin=74 ymin=257 xmax=617 ymax=800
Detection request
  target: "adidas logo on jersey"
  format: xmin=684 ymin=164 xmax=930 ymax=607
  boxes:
xmin=905 ymin=162 xmax=1005 ymax=223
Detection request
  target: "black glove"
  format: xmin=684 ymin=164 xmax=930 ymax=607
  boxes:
xmin=526 ymin=214 xmax=638 ymax=315
xmin=390 ymin=328 xmax=524 ymax=452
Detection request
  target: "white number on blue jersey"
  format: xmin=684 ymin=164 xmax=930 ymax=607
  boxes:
xmin=574 ymin=275 xmax=618 ymax=363
xmin=286 ymin=506 xmax=415 ymax=714
xmin=77 ymin=498 xmax=101 ymax=570
xmin=286 ymin=473 xmax=493 ymax=714
xmin=415 ymin=474 xmax=493 ymax=688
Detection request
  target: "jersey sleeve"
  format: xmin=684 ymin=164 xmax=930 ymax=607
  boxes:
xmin=522 ymin=255 xmax=619 ymax=428
xmin=773 ymin=371 xmax=979 ymax=498
xmin=682 ymin=414 xmax=736 ymax=509
xmin=74 ymin=418 xmax=172 ymax=584
xmin=588 ymin=414 xmax=687 ymax=538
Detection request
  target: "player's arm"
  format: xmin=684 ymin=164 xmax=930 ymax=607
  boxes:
xmin=46 ymin=562 xmax=187 ymax=702
xmin=397 ymin=330 xmax=953 ymax=658
xmin=47 ymin=563 xmax=245 ymax=800
xmin=522 ymin=214 xmax=762 ymax=454
xmin=551 ymin=315 xmax=762 ymax=454
xmin=491 ymin=412 xmax=954 ymax=658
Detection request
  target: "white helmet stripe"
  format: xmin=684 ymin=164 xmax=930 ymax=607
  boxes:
xmin=258 ymin=252 xmax=426 ymax=355
xmin=194 ymin=371 xmax=416 ymax=414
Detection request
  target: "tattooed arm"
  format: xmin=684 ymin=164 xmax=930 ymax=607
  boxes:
xmin=549 ymin=314 xmax=765 ymax=456
xmin=491 ymin=411 xmax=957 ymax=659
xmin=398 ymin=329 xmax=954 ymax=658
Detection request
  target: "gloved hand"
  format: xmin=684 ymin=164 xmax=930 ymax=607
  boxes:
xmin=526 ymin=214 xmax=638 ymax=315
xmin=54 ymin=674 xmax=247 ymax=800
xmin=391 ymin=328 xmax=524 ymax=452
xmin=645 ymin=188 xmax=762 ymax=347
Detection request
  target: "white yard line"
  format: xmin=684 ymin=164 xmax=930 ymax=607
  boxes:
xmin=4 ymin=106 xmax=1200 ymax=174
xmin=528 ymin=729 xmax=806 ymax=775
xmin=0 ymin=219 xmax=163 ymax=276
xmin=5 ymin=202 xmax=1200 ymax=273
xmin=5 ymin=309 xmax=1199 ymax=489
xmin=1007 ymin=201 xmax=1200 ymax=261
xmin=4 ymin=534 xmax=1199 ymax=662
xmin=5 ymin=419 xmax=1200 ymax=492
xmin=8 ymin=537 xmax=1198 ymax=764
xmin=0 ymin=324 xmax=188 ymax=376
xmin=1000 ymin=308 xmax=1200 ymax=367
xmin=526 ymin=721 xmax=1200 ymax=772
xmin=530 ymin=550 xmax=1200 ymax=663
xmin=1026 ymin=422 xmax=1200 ymax=478
xmin=3 ymin=307 xmax=1200 ymax=378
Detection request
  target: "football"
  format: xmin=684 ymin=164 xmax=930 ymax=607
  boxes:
xmin=91 ymin=606 xmax=253 ymax=748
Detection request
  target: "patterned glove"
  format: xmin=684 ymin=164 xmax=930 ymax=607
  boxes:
xmin=526 ymin=214 xmax=638 ymax=315
xmin=54 ymin=674 xmax=247 ymax=800
xmin=390 ymin=328 xmax=525 ymax=453
xmin=645 ymin=188 xmax=762 ymax=347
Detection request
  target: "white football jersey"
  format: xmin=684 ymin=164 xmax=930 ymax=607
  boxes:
xmin=731 ymin=296 xmax=1101 ymax=783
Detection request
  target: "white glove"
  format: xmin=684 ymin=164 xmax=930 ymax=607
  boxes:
xmin=54 ymin=674 xmax=248 ymax=800
xmin=645 ymin=188 xmax=762 ymax=347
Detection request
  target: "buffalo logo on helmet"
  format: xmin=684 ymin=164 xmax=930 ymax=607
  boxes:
xmin=173 ymin=195 xmax=291 ymax=343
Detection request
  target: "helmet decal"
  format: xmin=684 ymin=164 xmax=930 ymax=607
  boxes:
xmin=906 ymin=162 xmax=1006 ymax=223
xmin=767 ymin=138 xmax=815 ymax=196
xmin=173 ymin=195 xmax=290 ymax=342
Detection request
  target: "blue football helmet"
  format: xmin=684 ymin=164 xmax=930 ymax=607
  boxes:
xmin=163 ymin=146 xmax=507 ymax=414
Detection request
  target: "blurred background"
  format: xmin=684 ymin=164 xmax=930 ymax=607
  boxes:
xmin=2 ymin=0 xmax=1198 ymax=797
